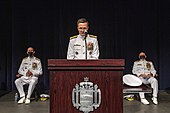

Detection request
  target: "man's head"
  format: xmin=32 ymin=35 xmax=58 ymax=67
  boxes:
xmin=138 ymin=52 xmax=147 ymax=60
xmin=27 ymin=47 xmax=35 ymax=57
xmin=77 ymin=18 xmax=89 ymax=36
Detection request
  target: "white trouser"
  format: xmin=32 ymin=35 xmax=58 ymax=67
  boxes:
xmin=139 ymin=77 xmax=158 ymax=99
xmin=15 ymin=76 xmax=38 ymax=99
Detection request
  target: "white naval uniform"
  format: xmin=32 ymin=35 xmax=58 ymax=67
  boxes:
xmin=132 ymin=59 xmax=158 ymax=98
xmin=15 ymin=56 xmax=42 ymax=98
xmin=67 ymin=34 xmax=99 ymax=59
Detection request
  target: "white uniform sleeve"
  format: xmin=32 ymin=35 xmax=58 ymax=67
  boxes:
xmin=67 ymin=40 xmax=75 ymax=59
xmin=149 ymin=62 xmax=156 ymax=76
xmin=132 ymin=62 xmax=141 ymax=76
xmin=18 ymin=59 xmax=27 ymax=76
xmin=90 ymin=38 xmax=99 ymax=59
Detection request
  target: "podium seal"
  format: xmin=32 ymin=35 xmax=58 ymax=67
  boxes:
xmin=72 ymin=77 xmax=101 ymax=113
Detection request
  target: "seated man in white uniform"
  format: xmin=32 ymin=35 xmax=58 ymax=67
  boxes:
xmin=132 ymin=52 xmax=158 ymax=105
xmin=15 ymin=47 xmax=42 ymax=104
xmin=67 ymin=18 xmax=99 ymax=59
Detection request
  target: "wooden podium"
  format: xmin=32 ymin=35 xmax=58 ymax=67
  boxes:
xmin=48 ymin=59 xmax=125 ymax=113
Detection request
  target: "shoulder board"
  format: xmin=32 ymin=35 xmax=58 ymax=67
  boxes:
xmin=70 ymin=35 xmax=78 ymax=40
xmin=35 ymin=57 xmax=40 ymax=61
xmin=23 ymin=57 xmax=28 ymax=60
xmin=89 ymin=34 xmax=97 ymax=38
xmin=135 ymin=60 xmax=140 ymax=62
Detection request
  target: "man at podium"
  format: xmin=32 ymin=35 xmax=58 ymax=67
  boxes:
xmin=67 ymin=18 xmax=99 ymax=59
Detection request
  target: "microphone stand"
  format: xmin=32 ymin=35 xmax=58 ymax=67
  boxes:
xmin=84 ymin=32 xmax=88 ymax=60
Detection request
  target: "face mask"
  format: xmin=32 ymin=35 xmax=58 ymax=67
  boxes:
xmin=139 ymin=55 xmax=145 ymax=60
xmin=28 ymin=52 xmax=34 ymax=57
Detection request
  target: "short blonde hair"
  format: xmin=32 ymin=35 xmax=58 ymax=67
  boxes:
xmin=77 ymin=18 xmax=89 ymax=26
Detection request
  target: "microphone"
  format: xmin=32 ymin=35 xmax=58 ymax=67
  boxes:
xmin=84 ymin=30 xmax=88 ymax=59
xmin=84 ymin=30 xmax=88 ymax=39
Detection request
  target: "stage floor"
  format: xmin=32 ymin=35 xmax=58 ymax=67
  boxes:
xmin=0 ymin=91 xmax=170 ymax=113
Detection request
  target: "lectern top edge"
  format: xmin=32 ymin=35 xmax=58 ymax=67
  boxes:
xmin=48 ymin=59 xmax=125 ymax=67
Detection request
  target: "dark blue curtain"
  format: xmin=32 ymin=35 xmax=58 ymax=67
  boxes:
xmin=1 ymin=0 xmax=170 ymax=90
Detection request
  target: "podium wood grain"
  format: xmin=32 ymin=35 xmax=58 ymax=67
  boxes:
xmin=48 ymin=59 xmax=125 ymax=113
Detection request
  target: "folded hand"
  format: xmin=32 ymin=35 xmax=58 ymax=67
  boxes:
xmin=26 ymin=70 xmax=33 ymax=77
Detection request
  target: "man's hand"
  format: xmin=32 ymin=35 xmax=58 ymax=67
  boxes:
xmin=26 ymin=70 xmax=33 ymax=77
xmin=16 ymin=74 xmax=21 ymax=78
xmin=140 ymin=74 xmax=147 ymax=78
xmin=147 ymin=73 xmax=153 ymax=78
xmin=155 ymin=74 xmax=158 ymax=77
